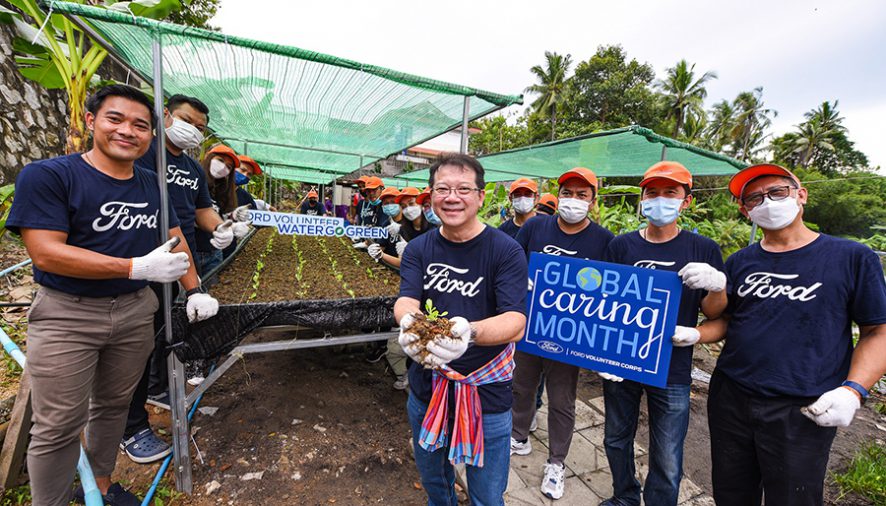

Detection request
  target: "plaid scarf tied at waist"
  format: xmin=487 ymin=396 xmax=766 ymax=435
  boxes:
xmin=417 ymin=343 xmax=515 ymax=467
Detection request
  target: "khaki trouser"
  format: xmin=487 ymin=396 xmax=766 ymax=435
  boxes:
xmin=386 ymin=333 xmax=408 ymax=377
xmin=26 ymin=286 xmax=158 ymax=506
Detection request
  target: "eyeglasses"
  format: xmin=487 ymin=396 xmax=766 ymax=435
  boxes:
xmin=432 ymin=186 xmax=482 ymax=197
xmin=741 ymin=185 xmax=795 ymax=209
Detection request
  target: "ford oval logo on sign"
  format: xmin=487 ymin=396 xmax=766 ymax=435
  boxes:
xmin=538 ymin=341 xmax=564 ymax=354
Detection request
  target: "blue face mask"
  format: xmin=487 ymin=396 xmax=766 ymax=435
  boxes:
xmin=424 ymin=207 xmax=442 ymax=226
xmin=382 ymin=203 xmax=400 ymax=217
xmin=235 ymin=172 xmax=250 ymax=186
xmin=641 ymin=197 xmax=683 ymax=227
xmin=370 ymin=198 xmax=382 ymax=206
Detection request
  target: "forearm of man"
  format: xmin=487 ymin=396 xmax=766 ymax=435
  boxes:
xmin=195 ymin=207 xmax=223 ymax=232
xmin=380 ymin=253 xmax=401 ymax=269
xmin=394 ymin=297 xmax=421 ymax=324
xmin=697 ymin=316 xmax=729 ymax=344
xmin=846 ymin=324 xmax=886 ymax=391
xmin=472 ymin=311 xmax=526 ymax=346
xmin=22 ymin=229 xmax=130 ymax=279
xmin=170 ymin=227 xmax=200 ymax=291
xmin=700 ymin=290 xmax=728 ymax=319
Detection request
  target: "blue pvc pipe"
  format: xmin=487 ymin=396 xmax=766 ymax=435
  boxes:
xmin=141 ymin=365 xmax=214 ymax=506
xmin=0 ymin=259 xmax=31 ymax=278
xmin=0 ymin=328 xmax=102 ymax=506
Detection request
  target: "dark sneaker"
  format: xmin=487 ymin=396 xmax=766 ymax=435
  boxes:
xmin=73 ymin=482 xmax=141 ymax=506
xmin=146 ymin=391 xmax=170 ymax=410
xmin=120 ymin=428 xmax=172 ymax=464
xmin=365 ymin=344 xmax=386 ymax=363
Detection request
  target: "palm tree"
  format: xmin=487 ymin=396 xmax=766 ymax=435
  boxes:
xmin=730 ymin=87 xmax=776 ymax=162
xmin=791 ymin=101 xmax=846 ymax=168
xmin=658 ymin=60 xmax=717 ymax=138
xmin=705 ymin=99 xmax=736 ymax=152
xmin=525 ymin=51 xmax=573 ymax=141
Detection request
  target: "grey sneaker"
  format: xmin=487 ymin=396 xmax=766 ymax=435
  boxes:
xmin=510 ymin=437 xmax=532 ymax=456
xmin=541 ymin=461 xmax=565 ymax=500
xmin=393 ymin=375 xmax=409 ymax=390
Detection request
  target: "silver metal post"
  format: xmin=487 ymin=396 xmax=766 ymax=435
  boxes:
xmin=460 ymin=96 xmax=470 ymax=154
xmin=153 ymin=33 xmax=193 ymax=494
xmin=748 ymin=223 xmax=758 ymax=246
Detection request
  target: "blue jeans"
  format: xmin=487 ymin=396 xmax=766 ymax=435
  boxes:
xmin=407 ymin=393 xmax=512 ymax=506
xmin=194 ymin=250 xmax=223 ymax=278
xmin=602 ymin=380 xmax=691 ymax=506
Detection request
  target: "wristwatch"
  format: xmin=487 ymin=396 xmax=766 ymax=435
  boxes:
xmin=185 ymin=286 xmax=206 ymax=298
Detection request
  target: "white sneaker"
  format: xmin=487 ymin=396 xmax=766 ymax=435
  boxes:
xmin=529 ymin=412 xmax=538 ymax=432
xmin=187 ymin=375 xmax=205 ymax=387
xmin=510 ymin=437 xmax=532 ymax=456
xmin=393 ymin=375 xmax=408 ymax=390
xmin=540 ymin=461 xmax=565 ymax=500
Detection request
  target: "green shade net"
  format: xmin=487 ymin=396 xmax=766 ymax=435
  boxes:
xmin=398 ymin=126 xmax=748 ymax=184
xmin=52 ymin=2 xmax=521 ymax=179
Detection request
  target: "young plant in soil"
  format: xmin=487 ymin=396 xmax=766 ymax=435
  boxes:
xmin=248 ymin=233 xmax=275 ymax=301
xmin=409 ymin=299 xmax=454 ymax=366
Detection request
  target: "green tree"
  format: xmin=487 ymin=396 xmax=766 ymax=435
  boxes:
xmin=705 ymin=99 xmax=736 ymax=152
xmin=525 ymin=51 xmax=573 ymax=141
xmin=563 ymin=45 xmax=663 ymax=130
xmin=469 ymin=115 xmax=530 ymax=156
xmin=658 ymin=59 xmax=717 ymax=138
xmin=166 ymin=0 xmax=221 ymax=29
xmin=729 ymin=87 xmax=776 ymax=162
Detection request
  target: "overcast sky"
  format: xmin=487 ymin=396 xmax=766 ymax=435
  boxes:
xmin=212 ymin=0 xmax=886 ymax=169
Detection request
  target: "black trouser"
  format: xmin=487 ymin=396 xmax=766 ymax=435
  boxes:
xmin=124 ymin=282 xmax=177 ymax=438
xmin=707 ymin=369 xmax=837 ymax=506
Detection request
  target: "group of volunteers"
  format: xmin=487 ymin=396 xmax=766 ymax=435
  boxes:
xmin=5 ymin=84 xmax=272 ymax=506
xmin=394 ymin=153 xmax=886 ymax=506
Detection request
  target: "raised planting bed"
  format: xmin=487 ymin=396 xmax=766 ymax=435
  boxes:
xmin=170 ymin=228 xmax=400 ymax=361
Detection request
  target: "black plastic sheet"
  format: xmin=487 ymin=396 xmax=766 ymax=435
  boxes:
xmin=171 ymin=296 xmax=396 ymax=360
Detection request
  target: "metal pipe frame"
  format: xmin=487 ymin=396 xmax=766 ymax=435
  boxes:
xmin=224 ymin=137 xmax=383 ymax=161
xmin=460 ymin=96 xmax=470 ymax=154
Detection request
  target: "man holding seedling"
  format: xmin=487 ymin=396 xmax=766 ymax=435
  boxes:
xmin=395 ymin=153 xmax=528 ymax=506
xmin=703 ymin=164 xmax=886 ymax=505
xmin=510 ymin=167 xmax=614 ymax=500
xmin=598 ymin=161 xmax=727 ymax=506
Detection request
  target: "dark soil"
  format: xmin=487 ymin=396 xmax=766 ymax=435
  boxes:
xmin=212 ymin=229 xmax=400 ymax=304
xmin=410 ymin=314 xmax=453 ymax=363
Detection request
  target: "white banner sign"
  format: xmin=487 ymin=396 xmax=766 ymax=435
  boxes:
xmin=247 ymin=210 xmax=389 ymax=239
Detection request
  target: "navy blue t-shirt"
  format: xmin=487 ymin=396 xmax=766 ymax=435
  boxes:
xmin=222 ymin=188 xmax=258 ymax=259
xmin=515 ymin=215 xmax=614 ymax=262
xmin=137 ymin=139 xmax=212 ymax=253
xmin=357 ymin=199 xmax=390 ymax=228
xmin=6 ymin=154 xmax=179 ymax=297
xmin=399 ymin=226 xmax=528 ymax=413
xmin=606 ymin=230 xmax=725 ymax=385
xmin=719 ymin=234 xmax=886 ymax=397
xmin=301 ymin=201 xmax=324 ymax=216
xmin=498 ymin=218 xmax=521 ymax=239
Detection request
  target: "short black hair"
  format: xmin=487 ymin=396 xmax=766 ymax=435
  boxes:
xmin=85 ymin=84 xmax=155 ymax=126
xmin=428 ymin=153 xmax=486 ymax=189
xmin=167 ymin=94 xmax=210 ymax=120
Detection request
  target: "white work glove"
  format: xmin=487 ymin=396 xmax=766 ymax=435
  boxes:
xmin=423 ymin=316 xmax=471 ymax=369
xmin=232 ymin=221 xmax=251 ymax=239
xmin=678 ymin=262 xmax=726 ymax=292
xmin=129 ymin=237 xmax=190 ymax=283
xmin=368 ymin=243 xmax=383 ymax=262
xmin=232 ymin=204 xmax=251 ymax=222
xmin=528 ymin=277 xmax=534 ymax=291
xmin=210 ymin=220 xmax=234 ymax=249
xmin=598 ymin=372 xmax=624 ymax=382
xmin=352 ymin=240 xmax=368 ymax=250
xmin=672 ymin=326 xmax=700 ymax=347
xmin=386 ymin=223 xmax=401 ymax=241
xmin=802 ymin=387 xmax=861 ymax=427
xmin=395 ymin=240 xmax=408 ymax=257
xmin=186 ymin=292 xmax=219 ymax=323
xmin=398 ymin=313 xmax=423 ymax=363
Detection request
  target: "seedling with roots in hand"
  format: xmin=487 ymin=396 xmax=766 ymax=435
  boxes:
xmin=424 ymin=299 xmax=448 ymax=322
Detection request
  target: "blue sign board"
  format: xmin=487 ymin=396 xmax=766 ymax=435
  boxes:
xmin=518 ymin=253 xmax=683 ymax=388
xmin=248 ymin=210 xmax=388 ymax=239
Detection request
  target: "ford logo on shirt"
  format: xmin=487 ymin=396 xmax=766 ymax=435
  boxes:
xmin=537 ymin=341 xmax=564 ymax=354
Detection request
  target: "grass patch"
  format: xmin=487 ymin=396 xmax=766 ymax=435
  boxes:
xmin=833 ymin=442 xmax=886 ymax=506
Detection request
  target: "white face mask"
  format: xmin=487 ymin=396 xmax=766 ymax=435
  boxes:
xmin=747 ymin=196 xmax=800 ymax=230
xmin=512 ymin=196 xmax=535 ymax=214
xmin=209 ymin=158 xmax=230 ymax=179
xmin=402 ymin=205 xmax=421 ymax=221
xmin=165 ymin=117 xmax=203 ymax=150
xmin=558 ymin=198 xmax=590 ymax=224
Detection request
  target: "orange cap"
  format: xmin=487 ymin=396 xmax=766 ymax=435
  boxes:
xmin=206 ymin=144 xmax=239 ymax=169
xmin=538 ymin=193 xmax=558 ymax=210
xmin=236 ymin=155 xmax=262 ymax=176
xmin=416 ymin=187 xmax=431 ymax=206
xmin=728 ymin=163 xmax=800 ymax=199
xmin=396 ymin=186 xmax=421 ymax=204
xmin=558 ymin=167 xmax=598 ymax=189
xmin=355 ymin=175 xmax=370 ymax=186
xmin=509 ymin=177 xmax=538 ymax=195
xmin=639 ymin=161 xmax=693 ymax=189
xmin=363 ymin=176 xmax=384 ymax=189
xmin=380 ymin=187 xmax=401 ymax=200
xmin=307 ymin=190 xmax=318 ymax=198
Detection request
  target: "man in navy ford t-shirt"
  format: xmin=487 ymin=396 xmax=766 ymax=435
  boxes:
xmin=510 ymin=167 xmax=614 ymax=500
xmin=600 ymin=162 xmax=728 ymax=506
xmin=5 ymin=85 xmax=220 ymax=506
xmin=700 ymin=164 xmax=886 ymax=506
xmin=396 ymin=154 xmax=528 ymax=506
xmin=498 ymin=178 xmax=538 ymax=239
